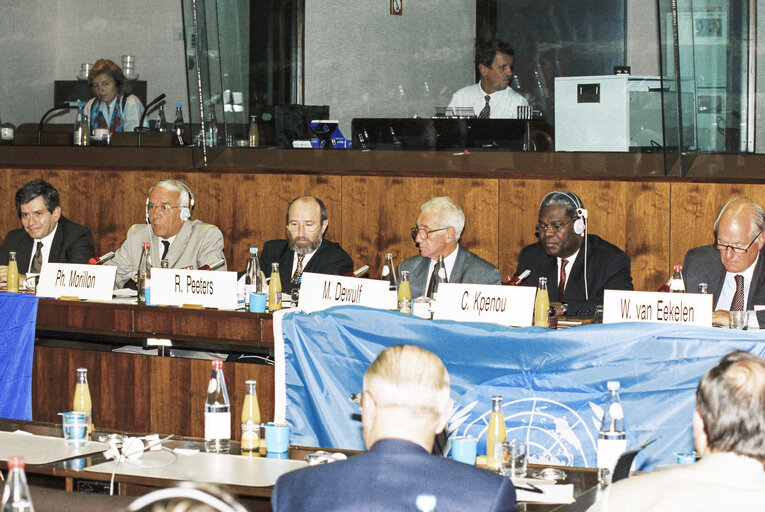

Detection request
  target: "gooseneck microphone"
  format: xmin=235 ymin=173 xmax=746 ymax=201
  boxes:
xmin=508 ymin=269 xmax=531 ymax=286
xmin=88 ymin=251 xmax=115 ymax=265
xmin=38 ymin=105 xmax=78 ymax=145
xmin=136 ymin=93 xmax=167 ymax=146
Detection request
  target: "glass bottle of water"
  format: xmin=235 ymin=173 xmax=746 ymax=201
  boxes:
xmin=426 ymin=255 xmax=447 ymax=299
xmin=205 ymin=108 xmax=218 ymax=147
xmin=245 ymin=247 xmax=262 ymax=306
xmin=381 ymin=253 xmax=398 ymax=290
xmin=597 ymin=381 xmax=627 ymax=486
xmin=173 ymin=104 xmax=185 ymax=146
xmin=204 ymin=359 xmax=231 ymax=453
xmin=155 ymin=105 xmax=167 ymax=132
xmin=668 ymin=264 xmax=685 ymax=293
xmin=1 ymin=456 xmax=34 ymax=512
xmin=137 ymin=242 xmax=152 ymax=305
xmin=73 ymin=103 xmax=89 ymax=146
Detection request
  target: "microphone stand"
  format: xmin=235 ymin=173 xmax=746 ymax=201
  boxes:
xmin=38 ymin=105 xmax=78 ymax=145
xmin=136 ymin=93 xmax=167 ymax=147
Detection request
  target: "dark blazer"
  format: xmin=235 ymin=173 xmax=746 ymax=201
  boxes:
xmin=683 ymin=244 xmax=765 ymax=327
xmin=272 ymin=438 xmax=518 ymax=512
xmin=399 ymin=246 xmax=502 ymax=298
xmin=0 ymin=216 xmax=95 ymax=271
xmin=516 ymin=234 xmax=633 ymax=316
xmin=260 ymin=238 xmax=354 ymax=294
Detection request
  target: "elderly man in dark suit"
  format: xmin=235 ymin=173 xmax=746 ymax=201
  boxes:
xmin=272 ymin=344 xmax=517 ymax=512
xmin=0 ymin=179 xmax=94 ymax=287
xmin=399 ymin=196 xmax=501 ymax=297
xmin=261 ymin=196 xmax=353 ymax=295
xmin=515 ymin=191 xmax=633 ymax=316
xmin=684 ymin=198 xmax=765 ymax=328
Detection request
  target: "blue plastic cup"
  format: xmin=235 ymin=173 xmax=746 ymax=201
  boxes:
xmin=675 ymin=451 xmax=698 ymax=464
xmin=60 ymin=411 xmax=89 ymax=448
xmin=451 ymin=436 xmax=478 ymax=465
xmin=249 ymin=293 xmax=267 ymax=313
xmin=263 ymin=423 xmax=290 ymax=453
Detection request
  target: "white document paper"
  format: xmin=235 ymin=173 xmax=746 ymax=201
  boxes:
xmin=150 ymin=268 xmax=237 ymax=309
xmin=431 ymin=283 xmax=536 ymax=326
xmin=298 ymin=272 xmax=391 ymax=313
xmin=37 ymin=263 xmax=116 ymax=300
xmin=603 ymin=289 xmax=713 ymax=326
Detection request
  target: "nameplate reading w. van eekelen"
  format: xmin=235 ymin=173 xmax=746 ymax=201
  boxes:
xmin=603 ymin=289 xmax=713 ymax=326
xmin=297 ymin=272 xmax=391 ymax=313
xmin=431 ymin=283 xmax=536 ymax=327
xmin=37 ymin=263 xmax=116 ymax=300
xmin=150 ymin=268 xmax=237 ymax=309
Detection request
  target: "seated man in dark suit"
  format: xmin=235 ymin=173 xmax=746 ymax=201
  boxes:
xmin=272 ymin=344 xmax=517 ymax=512
xmin=0 ymin=179 xmax=94 ymax=287
xmin=261 ymin=196 xmax=353 ymax=295
xmin=684 ymin=198 xmax=765 ymax=328
xmin=400 ymin=196 xmax=501 ymax=297
xmin=515 ymin=191 xmax=633 ymax=316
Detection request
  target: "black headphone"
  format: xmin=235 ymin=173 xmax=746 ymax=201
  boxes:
xmin=540 ymin=191 xmax=587 ymax=235
xmin=145 ymin=180 xmax=195 ymax=223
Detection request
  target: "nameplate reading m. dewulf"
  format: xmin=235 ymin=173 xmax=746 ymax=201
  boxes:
xmin=150 ymin=268 xmax=237 ymax=309
xmin=37 ymin=263 xmax=117 ymax=300
xmin=431 ymin=283 xmax=536 ymax=327
xmin=298 ymin=272 xmax=391 ymax=313
xmin=603 ymin=289 xmax=713 ymax=326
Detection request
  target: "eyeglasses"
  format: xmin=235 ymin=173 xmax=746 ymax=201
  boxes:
xmin=411 ymin=226 xmax=448 ymax=241
xmin=287 ymin=222 xmax=321 ymax=232
xmin=535 ymin=220 xmax=572 ymax=234
xmin=147 ymin=203 xmax=182 ymax=214
xmin=714 ymin=232 xmax=762 ymax=254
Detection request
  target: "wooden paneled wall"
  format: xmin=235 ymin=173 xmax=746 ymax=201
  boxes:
xmin=1 ymin=167 xmax=756 ymax=291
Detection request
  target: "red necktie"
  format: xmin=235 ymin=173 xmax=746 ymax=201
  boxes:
xmin=730 ymin=274 xmax=744 ymax=311
xmin=558 ymin=259 xmax=568 ymax=302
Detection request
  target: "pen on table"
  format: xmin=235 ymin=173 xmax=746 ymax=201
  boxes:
xmin=514 ymin=483 xmax=544 ymax=494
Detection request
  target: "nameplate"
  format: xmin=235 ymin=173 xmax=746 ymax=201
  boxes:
xmin=37 ymin=263 xmax=116 ymax=300
xmin=431 ymin=283 xmax=536 ymax=327
xmin=298 ymin=272 xmax=391 ymax=313
xmin=150 ymin=269 xmax=237 ymax=309
xmin=603 ymin=290 xmax=713 ymax=326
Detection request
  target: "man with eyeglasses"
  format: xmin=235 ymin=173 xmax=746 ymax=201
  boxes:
xmin=684 ymin=198 xmax=765 ymax=328
xmin=399 ymin=196 xmax=501 ymax=298
xmin=260 ymin=196 xmax=353 ymax=295
xmin=109 ymin=179 xmax=226 ymax=289
xmin=515 ymin=191 xmax=632 ymax=316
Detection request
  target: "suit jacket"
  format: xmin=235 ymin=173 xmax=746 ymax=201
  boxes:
xmin=516 ymin=234 xmax=633 ymax=316
xmin=683 ymin=244 xmax=765 ymax=327
xmin=107 ymin=220 xmax=226 ymax=288
xmin=260 ymin=238 xmax=353 ymax=294
xmin=272 ymin=438 xmax=517 ymax=512
xmin=587 ymin=452 xmax=765 ymax=512
xmin=399 ymin=246 xmax=501 ymax=298
xmin=0 ymin=216 xmax=95 ymax=271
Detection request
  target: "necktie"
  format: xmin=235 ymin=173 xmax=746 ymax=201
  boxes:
xmin=558 ymin=259 xmax=568 ymax=302
xmin=730 ymin=274 xmax=745 ymax=311
xmin=292 ymin=254 xmax=304 ymax=284
xmin=161 ymin=240 xmax=170 ymax=261
xmin=478 ymin=95 xmax=490 ymax=119
xmin=30 ymin=242 xmax=43 ymax=274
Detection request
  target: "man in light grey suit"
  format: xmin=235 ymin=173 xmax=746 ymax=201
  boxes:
xmin=399 ymin=196 xmax=500 ymax=297
xmin=587 ymin=350 xmax=765 ymax=512
xmin=683 ymin=198 xmax=765 ymax=328
xmin=109 ymin=179 xmax=227 ymax=288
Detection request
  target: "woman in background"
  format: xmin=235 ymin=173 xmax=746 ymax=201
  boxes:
xmin=84 ymin=58 xmax=144 ymax=133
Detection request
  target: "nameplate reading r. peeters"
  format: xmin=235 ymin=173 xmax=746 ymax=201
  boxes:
xmin=37 ymin=263 xmax=116 ymax=300
xmin=151 ymin=268 xmax=237 ymax=309
xmin=298 ymin=272 xmax=391 ymax=313
xmin=431 ymin=283 xmax=536 ymax=327
xmin=603 ymin=289 xmax=713 ymax=326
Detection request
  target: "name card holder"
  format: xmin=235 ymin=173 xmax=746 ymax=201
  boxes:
xmin=603 ymin=289 xmax=713 ymax=326
xmin=37 ymin=263 xmax=116 ymax=300
xmin=151 ymin=268 xmax=237 ymax=310
xmin=431 ymin=283 xmax=536 ymax=327
xmin=298 ymin=272 xmax=391 ymax=313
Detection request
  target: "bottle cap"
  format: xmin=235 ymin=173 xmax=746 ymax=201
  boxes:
xmin=212 ymin=359 xmax=223 ymax=370
xmin=176 ymin=103 xmax=182 ymax=108
xmin=491 ymin=395 xmax=502 ymax=403
xmin=77 ymin=367 xmax=87 ymax=372
xmin=250 ymin=247 xmax=257 ymax=254
xmin=673 ymin=264 xmax=683 ymax=272
xmin=607 ymin=381 xmax=620 ymax=391
xmin=415 ymin=494 xmax=437 ymax=511
xmin=7 ymin=456 xmax=24 ymax=469
xmin=142 ymin=242 xmax=150 ymax=249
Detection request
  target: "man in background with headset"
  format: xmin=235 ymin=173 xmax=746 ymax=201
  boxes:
xmin=514 ymin=191 xmax=633 ymax=316
xmin=109 ymin=179 xmax=226 ymax=289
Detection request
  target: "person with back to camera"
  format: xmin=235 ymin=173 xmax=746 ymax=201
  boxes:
xmin=84 ymin=58 xmax=145 ymax=133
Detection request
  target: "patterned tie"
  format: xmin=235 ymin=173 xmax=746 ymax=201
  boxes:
xmin=161 ymin=240 xmax=171 ymax=261
xmin=558 ymin=259 xmax=568 ymax=302
xmin=730 ymin=274 xmax=745 ymax=311
xmin=30 ymin=242 xmax=43 ymax=274
xmin=291 ymin=254 xmax=304 ymax=284
xmin=478 ymin=95 xmax=491 ymax=119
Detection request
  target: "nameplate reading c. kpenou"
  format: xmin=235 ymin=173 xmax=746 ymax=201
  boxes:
xmin=151 ymin=268 xmax=237 ymax=309
xmin=298 ymin=272 xmax=391 ymax=313
xmin=37 ymin=263 xmax=116 ymax=300
xmin=603 ymin=289 xmax=713 ymax=326
xmin=431 ymin=283 xmax=536 ymax=326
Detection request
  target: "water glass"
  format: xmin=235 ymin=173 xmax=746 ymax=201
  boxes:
xmin=497 ymin=440 xmax=527 ymax=477
xmin=61 ymin=411 xmax=89 ymax=448
xmin=730 ymin=310 xmax=748 ymax=329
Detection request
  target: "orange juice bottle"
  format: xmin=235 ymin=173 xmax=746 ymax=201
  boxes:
xmin=73 ymin=368 xmax=93 ymax=435
xmin=268 ymin=263 xmax=282 ymax=311
xmin=241 ymin=379 xmax=261 ymax=456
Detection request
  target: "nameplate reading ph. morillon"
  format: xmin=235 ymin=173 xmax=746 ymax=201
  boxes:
xmin=150 ymin=268 xmax=237 ymax=309
xmin=603 ymin=289 xmax=713 ymax=326
xmin=298 ymin=272 xmax=391 ymax=313
xmin=431 ymin=283 xmax=536 ymax=327
xmin=37 ymin=263 xmax=117 ymax=300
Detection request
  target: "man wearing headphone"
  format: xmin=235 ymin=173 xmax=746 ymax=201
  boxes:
xmin=514 ymin=191 xmax=633 ymax=316
xmin=108 ymin=179 xmax=227 ymax=289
